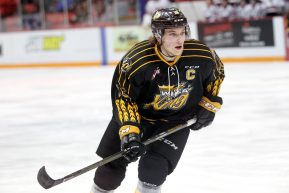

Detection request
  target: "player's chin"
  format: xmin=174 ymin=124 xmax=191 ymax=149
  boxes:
xmin=173 ymin=47 xmax=183 ymax=55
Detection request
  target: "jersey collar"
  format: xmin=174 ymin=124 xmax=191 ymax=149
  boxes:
xmin=154 ymin=44 xmax=180 ymax=67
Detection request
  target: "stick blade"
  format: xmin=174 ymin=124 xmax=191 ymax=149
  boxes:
xmin=37 ymin=166 xmax=58 ymax=189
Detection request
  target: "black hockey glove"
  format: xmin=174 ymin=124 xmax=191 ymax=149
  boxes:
xmin=190 ymin=96 xmax=221 ymax=130
xmin=121 ymin=133 xmax=145 ymax=162
xmin=190 ymin=107 xmax=215 ymax=130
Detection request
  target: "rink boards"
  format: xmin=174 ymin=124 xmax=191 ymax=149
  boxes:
xmin=0 ymin=17 xmax=287 ymax=68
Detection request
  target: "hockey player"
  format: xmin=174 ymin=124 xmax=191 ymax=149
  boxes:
xmin=91 ymin=7 xmax=225 ymax=193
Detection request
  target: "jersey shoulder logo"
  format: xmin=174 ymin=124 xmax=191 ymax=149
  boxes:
xmin=151 ymin=67 xmax=160 ymax=80
xmin=121 ymin=57 xmax=133 ymax=72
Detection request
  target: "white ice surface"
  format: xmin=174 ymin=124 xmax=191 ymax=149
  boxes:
xmin=0 ymin=62 xmax=289 ymax=193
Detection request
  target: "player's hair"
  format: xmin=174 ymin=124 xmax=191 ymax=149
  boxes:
xmin=148 ymin=36 xmax=158 ymax=45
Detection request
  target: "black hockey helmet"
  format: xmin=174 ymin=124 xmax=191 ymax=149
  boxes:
xmin=151 ymin=7 xmax=190 ymax=39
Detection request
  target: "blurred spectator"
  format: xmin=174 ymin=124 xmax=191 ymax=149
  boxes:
xmin=142 ymin=0 xmax=158 ymax=27
xmin=44 ymin=0 xmax=75 ymax=13
xmin=286 ymin=0 xmax=289 ymax=13
xmin=217 ymin=0 xmax=235 ymax=21
xmin=249 ymin=0 xmax=265 ymax=19
xmin=204 ymin=0 xmax=219 ymax=22
xmin=158 ymin=0 xmax=171 ymax=7
xmin=0 ymin=0 xmax=17 ymax=18
xmin=201 ymin=0 xmax=270 ymax=22
xmin=92 ymin=0 xmax=106 ymax=22
xmin=45 ymin=0 xmax=62 ymax=13
xmin=145 ymin=0 xmax=159 ymax=14
xmin=92 ymin=0 xmax=113 ymax=23
xmin=142 ymin=0 xmax=171 ymax=27
xmin=74 ymin=0 xmax=88 ymax=23
xmin=236 ymin=0 xmax=252 ymax=19
xmin=128 ymin=0 xmax=137 ymax=14
xmin=63 ymin=0 xmax=90 ymax=24
xmin=262 ymin=0 xmax=285 ymax=16
xmin=21 ymin=0 xmax=42 ymax=30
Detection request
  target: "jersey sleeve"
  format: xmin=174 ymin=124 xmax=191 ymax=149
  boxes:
xmin=199 ymin=49 xmax=225 ymax=113
xmin=112 ymin=56 xmax=142 ymax=136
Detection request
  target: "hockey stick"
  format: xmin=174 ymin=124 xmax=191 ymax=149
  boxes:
xmin=37 ymin=118 xmax=196 ymax=189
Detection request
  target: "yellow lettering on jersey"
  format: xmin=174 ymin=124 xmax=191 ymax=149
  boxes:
xmin=144 ymin=83 xmax=192 ymax=111
xmin=186 ymin=69 xmax=196 ymax=80
xmin=153 ymin=93 xmax=189 ymax=110
xmin=170 ymin=94 xmax=187 ymax=109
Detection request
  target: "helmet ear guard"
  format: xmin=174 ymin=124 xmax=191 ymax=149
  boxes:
xmin=151 ymin=7 xmax=191 ymax=40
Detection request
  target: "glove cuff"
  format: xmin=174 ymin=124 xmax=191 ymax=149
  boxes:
xmin=198 ymin=96 xmax=221 ymax=113
xmin=119 ymin=125 xmax=140 ymax=140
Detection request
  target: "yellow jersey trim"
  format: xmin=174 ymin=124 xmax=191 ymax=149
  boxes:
xmin=154 ymin=44 xmax=180 ymax=67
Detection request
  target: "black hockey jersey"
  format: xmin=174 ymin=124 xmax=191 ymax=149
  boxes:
xmin=111 ymin=39 xmax=224 ymax=128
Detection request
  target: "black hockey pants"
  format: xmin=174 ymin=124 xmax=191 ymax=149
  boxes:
xmin=94 ymin=118 xmax=190 ymax=190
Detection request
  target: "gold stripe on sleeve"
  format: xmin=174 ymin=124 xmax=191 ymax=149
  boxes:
xmin=181 ymin=55 xmax=214 ymax=61
xmin=183 ymin=48 xmax=211 ymax=53
xmin=128 ymin=59 xmax=162 ymax=79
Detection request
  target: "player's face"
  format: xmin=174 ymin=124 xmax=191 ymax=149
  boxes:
xmin=161 ymin=27 xmax=186 ymax=57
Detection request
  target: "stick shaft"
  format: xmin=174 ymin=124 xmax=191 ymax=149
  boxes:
xmin=38 ymin=118 xmax=196 ymax=188
xmin=63 ymin=119 xmax=195 ymax=181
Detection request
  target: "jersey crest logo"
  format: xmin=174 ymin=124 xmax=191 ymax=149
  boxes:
xmin=143 ymin=82 xmax=193 ymax=110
